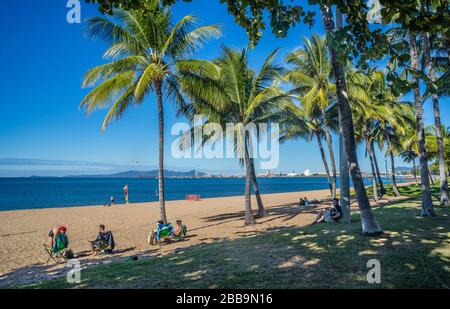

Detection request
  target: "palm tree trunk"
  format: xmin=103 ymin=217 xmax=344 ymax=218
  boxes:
xmin=322 ymin=114 xmax=337 ymax=199
xmin=336 ymin=7 xmax=350 ymax=224
xmin=316 ymin=132 xmax=333 ymax=195
xmin=371 ymin=142 xmax=386 ymax=195
xmin=321 ymin=4 xmax=382 ymax=235
xmin=409 ymin=33 xmax=435 ymax=217
xmin=428 ymin=166 xmax=435 ymax=186
xmin=387 ymin=138 xmax=401 ymax=196
xmin=156 ymin=81 xmax=168 ymax=224
xmin=423 ymin=32 xmax=450 ymax=205
xmin=367 ymin=139 xmax=380 ymax=201
xmin=413 ymin=157 xmax=418 ymax=185
xmin=250 ymin=157 xmax=268 ymax=217
xmin=389 ymin=150 xmax=401 ymax=197
xmin=244 ymin=135 xmax=256 ymax=225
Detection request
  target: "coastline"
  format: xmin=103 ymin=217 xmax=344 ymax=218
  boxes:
xmin=0 ymin=184 xmax=412 ymax=287
xmin=0 ymin=176 xmax=414 ymax=212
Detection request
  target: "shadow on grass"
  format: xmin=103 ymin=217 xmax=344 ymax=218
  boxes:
xmin=21 ymin=199 xmax=450 ymax=289
xmin=0 ymin=246 xmax=138 ymax=288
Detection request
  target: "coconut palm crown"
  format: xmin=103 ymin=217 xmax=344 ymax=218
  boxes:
xmin=79 ymin=0 xmax=221 ymax=223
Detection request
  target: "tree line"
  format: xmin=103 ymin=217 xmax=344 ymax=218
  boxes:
xmin=80 ymin=0 xmax=449 ymax=236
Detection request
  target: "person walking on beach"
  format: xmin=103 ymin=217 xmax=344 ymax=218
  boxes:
xmin=123 ymin=184 xmax=129 ymax=204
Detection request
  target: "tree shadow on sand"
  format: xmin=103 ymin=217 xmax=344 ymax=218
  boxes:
xmin=23 ymin=198 xmax=450 ymax=289
xmin=0 ymin=246 xmax=137 ymax=288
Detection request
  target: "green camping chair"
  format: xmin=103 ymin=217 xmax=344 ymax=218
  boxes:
xmin=148 ymin=224 xmax=174 ymax=246
xmin=172 ymin=225 xmax=188 ymax=241
xmin=44 ymin=233 xmax=69 ymax=263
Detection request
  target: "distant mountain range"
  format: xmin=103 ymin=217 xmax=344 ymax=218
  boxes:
xmin=395 ymin=166 xmax=414 ymax=172
xmin=65 ymin=169 xmax=207 ymax=178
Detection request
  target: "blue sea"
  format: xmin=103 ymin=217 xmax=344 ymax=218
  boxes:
xmin=0 ymin=176 xmax=406 ymax=211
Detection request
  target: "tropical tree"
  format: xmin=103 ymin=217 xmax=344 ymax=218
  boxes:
xmin=177 ymin=47 xmax=290 ymax=224
xmin=409 ymin=32 xmax=435 ymax=216
xmin=377 ymin=103 xmax=415 ymax=197
xmin=423 ymin=32 xmax=450 ymax=205
xmin=320 ymin=5 xmax=382 ymax=235
xmin=351 ymin=70 xmax=392 ymax=197
xmin=284 ymin=35 xmax=338 ymax=199
xmin=400 ymin=148 xmax=419 ymax=184
xmin=428 ymin=126 xmax=450 ymax=175
xmin=400 ymin=119 xmax=421 ymax=185
xmin=279 ymin=101 xmax=338 ymax=197
xmin=79 ymin=1 xmax=221 ymax=223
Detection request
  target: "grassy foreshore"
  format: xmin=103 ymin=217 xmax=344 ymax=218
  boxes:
xmin=22 ymin=183 xmax=450 ymax=289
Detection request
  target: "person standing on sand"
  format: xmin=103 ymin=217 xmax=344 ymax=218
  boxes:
xmin=123 ymin=184 xmax=129 ymax=204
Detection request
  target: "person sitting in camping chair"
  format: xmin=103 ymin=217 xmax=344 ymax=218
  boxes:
xmin=172 ymin=220 xmax=187 ymax=240
xmin=44 ymin=225 xmax=69 ymax=263
xmin=311 ymin=198 xmax=342 ymax=224
xmin=148 ymin=220 xmax=174 ymax=245
xmin=89 ymin=224 xmax=115 ymax=255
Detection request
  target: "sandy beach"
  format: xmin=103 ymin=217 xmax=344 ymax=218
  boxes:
xmin=0 ymin=187 xmax=409 ymax=287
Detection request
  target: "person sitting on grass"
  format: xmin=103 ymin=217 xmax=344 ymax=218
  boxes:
xmin=148 ymin=220 xmax=173 ymax=245
xmin=312 ymin=198 xmax=342 ymax=224
xmin=173 ymin=220 xmax=187 ymax=239
xmin=89 ymin=224 xmax=115 ymax=255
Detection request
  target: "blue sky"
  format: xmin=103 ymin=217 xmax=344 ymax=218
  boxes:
xmin=0 ymin=0 xmax=448 ymax=177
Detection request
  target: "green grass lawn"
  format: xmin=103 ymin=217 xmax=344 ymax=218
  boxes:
xmin=361 ymin=182 xmax=440 ymax=200
xmin=26 ymin=197 xmax=450 ymax=289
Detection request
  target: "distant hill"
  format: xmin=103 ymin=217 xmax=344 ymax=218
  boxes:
xmin=395 ymin=166 xmax=413 ymax=172
xmin=66 ymin=170 xmax=207 ymax=178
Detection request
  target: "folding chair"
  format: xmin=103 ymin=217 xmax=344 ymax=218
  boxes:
xmin=44 ymin=233 xmax=69 ymax=263
xmin=172 ymin=225 xmax=188 ymax=241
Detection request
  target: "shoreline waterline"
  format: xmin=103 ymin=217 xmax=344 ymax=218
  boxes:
xmin=0 ymin=176 xmax=412 ymax=211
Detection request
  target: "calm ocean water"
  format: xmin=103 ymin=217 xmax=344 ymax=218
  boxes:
xmin=0 ymin=176 xmax=405 ymax=211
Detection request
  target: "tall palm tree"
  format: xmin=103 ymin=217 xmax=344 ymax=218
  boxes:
xmin=400 ymin=119 xmax=421 ymax=185
xmin=284 ymin=35 xmax=338 ymax=199
xmin=279 ymin=102 xmax=338 ymax=196
xmin=177 ymin=47 xmax=289 ymax=224
xmin=409 ymin=32 xmax=435 ymax=216
xmin=376 ymin=103 xmax=415 ymax=197
xmin=423 ymin=32 xmax=450 ymax=205
xmin=79 ymin=1 xmax=221 ymax=223
xmin=320 ymin=5 xmax=382 ymax=235
xmin=353 ymin=107 xmax=381 ymax=201
xmin=400 ymin=148 xmax=419 ymax=184
xmin=352 ymin=70 xmax=391 ymax=195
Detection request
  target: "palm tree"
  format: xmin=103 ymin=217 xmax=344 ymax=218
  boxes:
xmin=377 ymin=103 xmax=415 ymax=197
xmin=353 ymin=70 xmax=392 ymax=195
xmin=400 ymin=148 xmax=419 ymax=184
xmin=177 ymin=47 xmax=289 ymax=224
xmin=79 ymin=1 xmax=221 ymax=223
xmin=284 ymin=35 xmax=338 ymax=199
xmin=320 ymin=5 xmax=382 ymax=235
xmin=423 ymin=32 xmax=450 ymax=205
xmin=409 ymin=32 xmax=435 ymax=216
xmin=279 ymin=102 xmax=338 ymax=196
xmin=353 ymin=107 xmax=381 ymax=201
xmin=400 ymin=120 xmax=421 ymax=185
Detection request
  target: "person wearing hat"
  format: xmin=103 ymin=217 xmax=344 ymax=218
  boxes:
xmin=47 ymin=225 xmax=67 ymax=249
